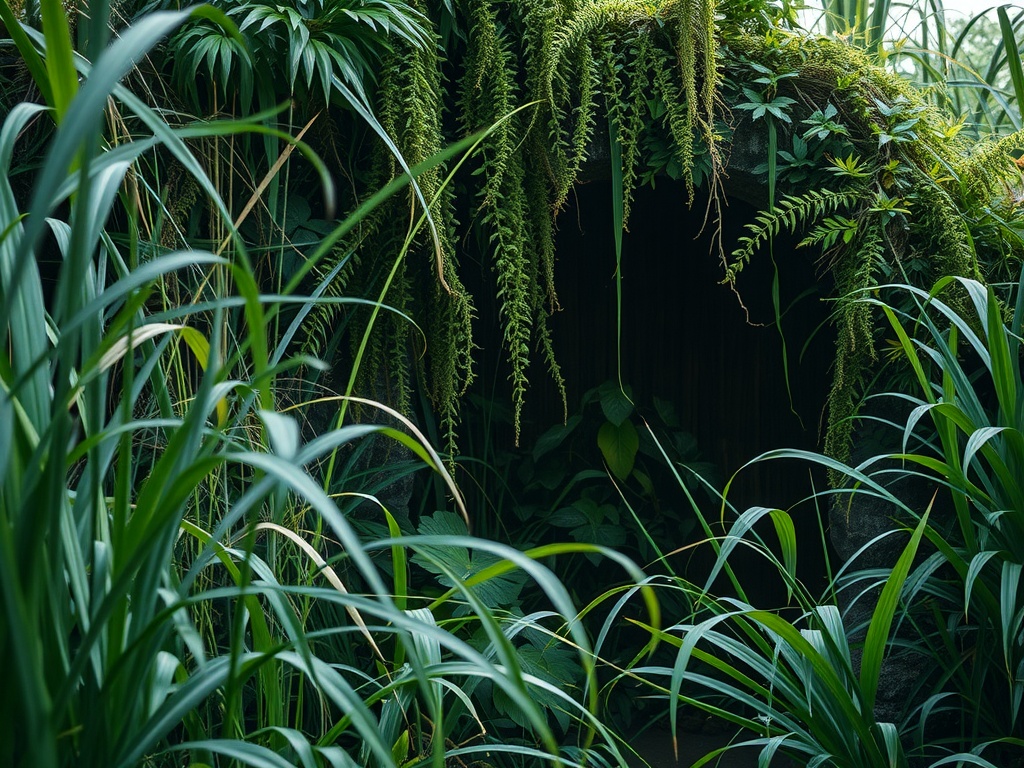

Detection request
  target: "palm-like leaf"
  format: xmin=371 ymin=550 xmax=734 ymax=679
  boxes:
xmin=169 ymin=0 xmax=429 ymax=111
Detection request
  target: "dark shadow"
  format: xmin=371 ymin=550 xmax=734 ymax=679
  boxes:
xmin=527 ymin=179 xmax=837 ymax=603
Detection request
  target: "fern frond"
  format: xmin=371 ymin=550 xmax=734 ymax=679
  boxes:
xmin=798 ymin=214 xmax=859 ymax=251
xmin=726 ymin=188 xmax=863 ymax=283
xmin=619 ymin=30 xmax=653 ymax=227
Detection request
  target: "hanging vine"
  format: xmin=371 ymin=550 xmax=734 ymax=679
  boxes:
xmin=295 ymin=0 xmax=1024 ymax=474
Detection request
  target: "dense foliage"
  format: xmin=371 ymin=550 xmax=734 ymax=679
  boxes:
xmin=147 ymin=0 xmax=1024 ymax=467
xmin=5 ymin=0 xmax=1024 ymax=767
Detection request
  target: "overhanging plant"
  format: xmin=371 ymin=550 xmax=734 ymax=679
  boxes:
xmin=302 ymin=0 xmax=726 ymax=454
xmin=263 ymin=0 xmax=1024 ymax=490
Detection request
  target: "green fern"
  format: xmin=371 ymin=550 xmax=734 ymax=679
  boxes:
xmin=798 ymin=214 xmax=859 ymax=250
xmin=619 ymin=29 xmax=654 ymax=227
xmin=726 ymin=188 xmax=864 ymax=282
xmin=664 ymin=0 xmax=721 ymax=201
xmin=301 ymin=0 xmax=475 ymax=451
xmin=460 ymin=3 xmax=536 ymax=442
xmin=544 ymin=0 xmax=608 ymax=209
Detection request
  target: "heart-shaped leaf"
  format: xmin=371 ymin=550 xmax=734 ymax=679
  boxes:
xmin=598 ymin=381 xmax=633 ymax=426
xmin=598 ymin=419 xmax=638 ymax=480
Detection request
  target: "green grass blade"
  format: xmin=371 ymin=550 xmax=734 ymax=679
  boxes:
xmin=984 ymin=284 xmax=1018 ymax=426
xmin=769 ymin=509 xmax=799 ymax=601
xmin=866 ymin=0 xmax=892 ymax=53
xmin=0 ymin=103 xmax=52 ymax=429
xmin=384 ymin=508 xmax=408 ymax=612
xmin=609 ymin=114 xmax=627 ymax=396
xmin=0 ymin=10 xmax=52 ymax=108
xmin=860 ymin=501 xmax=931 ymax=712
xmin=2 ymin=9 xmax=204 ymax=338
xmin=999 ymin=5 xmax=1024 ymax=127
xmin=38 ymin=0 xmax=78 ymax=119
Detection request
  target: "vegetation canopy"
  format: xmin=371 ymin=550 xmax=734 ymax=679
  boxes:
xmin=176 ymin=0 xmax=1022 ymax=470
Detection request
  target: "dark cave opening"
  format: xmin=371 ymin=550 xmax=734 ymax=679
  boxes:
xmin=464 ymin=177 xmax=838 ymax=602
xmin=546 ymin=182 xmax=833 ymax=494
xmin=546 ymin=180 xmax=836 ymax=598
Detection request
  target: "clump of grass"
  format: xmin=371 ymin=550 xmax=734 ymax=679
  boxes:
xmin=595 ymin=264 xmax=1024 ymax=766
xmin=0 ymin=5 xmax=660 ymax=767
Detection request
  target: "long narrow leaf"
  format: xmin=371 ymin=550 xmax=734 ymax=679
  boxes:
xmin=999 ymin=5 xmax=1024 ymax=127
xmin=860 ymin=502 xmax=931 ymax=711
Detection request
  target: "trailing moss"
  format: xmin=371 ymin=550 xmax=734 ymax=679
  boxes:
xmin=316 ymin=0 xmax=1023 ymax=477
xmin=717 ymin=29 xmax=1021 ymax=472
xmin=301 ymin=0 xmax=474 ymax=457
xmin=322 ymin=0 xmax=709 ymax=446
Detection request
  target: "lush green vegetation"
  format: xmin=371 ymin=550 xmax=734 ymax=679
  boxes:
xmin=3 ymin=0 xmax=1024 ymax=766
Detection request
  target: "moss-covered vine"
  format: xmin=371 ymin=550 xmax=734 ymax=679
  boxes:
xmin=317 ymin=0 xmax=1024 ymax=474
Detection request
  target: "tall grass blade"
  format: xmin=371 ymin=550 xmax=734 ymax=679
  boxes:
xmin=860 ymin=499 xmax=931 ymax=712
xmin=866 ymin=0 xmax=892 ymax=53
xmin=0 ymin=3 xmax=53 ymax=105
xmin=609 ymin=115 xmax=627 ymax=397
xmin=998 ymin=5 xmax=1024 ymax=127
xmin=38 ymin=0 xmax=78 ymax=119
xmin=0 ymin=103 xmax=51 ymax=428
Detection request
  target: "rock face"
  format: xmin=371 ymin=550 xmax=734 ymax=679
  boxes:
xmin=830 ymin=396 xmax=945 ymax=724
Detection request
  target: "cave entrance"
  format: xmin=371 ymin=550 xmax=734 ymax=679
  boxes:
xmin=525 ymin=178 xmax=837 ymax=596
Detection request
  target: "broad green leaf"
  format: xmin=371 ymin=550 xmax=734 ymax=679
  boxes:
xmin=414 ymin=511 xmax=527 ymax=612
xmin=653 ymin=396 xmax=679 ymax=428
xmin=598 ymin=380 xmax=633 ymax=426
xmin=598 ymin=419 xmax=638 ymax=480
xmin=391 ymin=730 xmax=409 ymax=766
xmin=492 ymin=642 xmax=580 ymax=733
xmin=532 ymin=414 xmax=581 ymax=461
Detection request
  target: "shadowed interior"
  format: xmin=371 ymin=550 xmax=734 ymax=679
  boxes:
xmin=524 ymin=179 xmax=837 ymax=598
